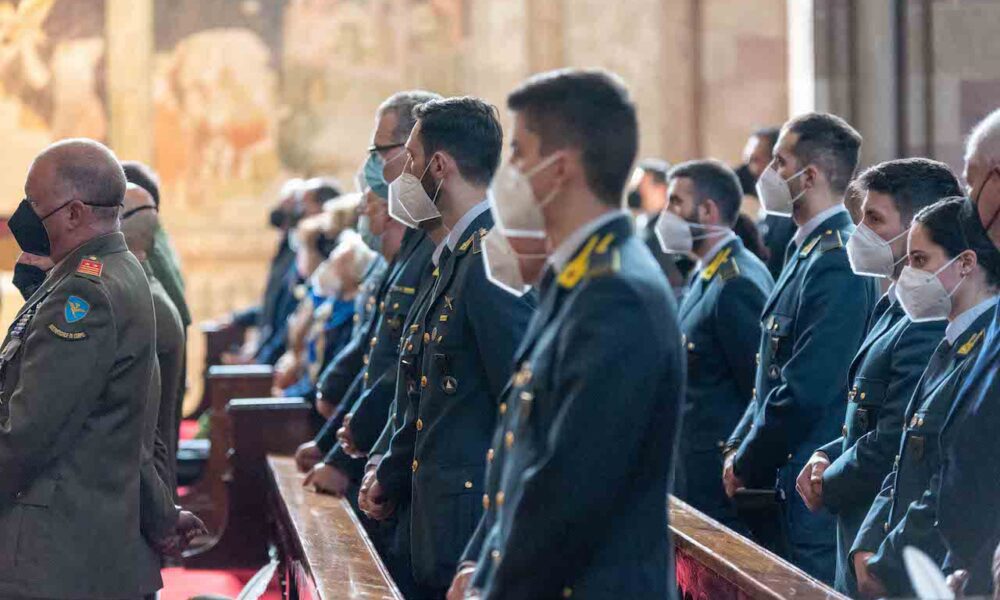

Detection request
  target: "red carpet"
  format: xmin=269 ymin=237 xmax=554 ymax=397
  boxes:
xmin=180 ymin=419 xmax=200 ymax=441
xmin=160 ymin=567 xmax=281 ymax=600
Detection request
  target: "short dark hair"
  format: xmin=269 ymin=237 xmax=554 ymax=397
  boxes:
xmin=914 ymin=196 xmax=1000 ymax=287
xmin=752 ymin=126 xmax=781 ymax=149
xmin=856 ymin=158 xmax=961 ymax=222
xmin=508 ymin=68 xmax=638 ymax=206
xmin=784 ymin=112 xmax=862 ymax=195
xmin=122 ymin=160 xmax=161 ymax=207
xmin=638 ymin=158 xmax=669 ymax=185
xmin=667 ymin=159 xmax=743 ymax=226
xmin=378 ymin=90 xmax=442 ymax=143
xmin=412 ymin=96 xmax=503 ymax=187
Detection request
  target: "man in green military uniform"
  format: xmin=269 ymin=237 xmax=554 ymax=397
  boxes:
xmin=0 ymin=139 xmax=202 ymax=600
xmin=121 ymin=183 xmax=188 ymax=498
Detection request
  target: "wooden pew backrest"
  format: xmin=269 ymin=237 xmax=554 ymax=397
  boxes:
xmin=670 ymin=496 xmax=848 ymax=600
xmin=268 ymin=456 xmax=403 ymax=600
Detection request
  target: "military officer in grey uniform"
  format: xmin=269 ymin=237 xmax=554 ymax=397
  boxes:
xmin=359 ymin=97 xmax=534 ymax=599
xmin=451 ymin=69 xmax=683 ymax=600
xmin=851 ymin=198 xmax=1000 ymax=599
xmin=654 ymin=159 xmax=773 ymax=529
xmin=794 ymin=159 xmax=960 ymax=595
xmin=0 ymin=139 xmax=203 ymax=600
xmin=724 ymin=113 xmax=880 ymax=584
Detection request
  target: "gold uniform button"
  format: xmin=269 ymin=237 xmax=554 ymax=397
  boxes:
xmin=860 ymin=392 xmax=866 ymax=400
xmin=686 ymin=342 xmax=695 ymax=351
xmin=787 ymin=453 xmax=793 ymax=461
xmin=496 ymin=491 xmax=505 ymax=506
xmin=487 ymin=448 xmax=495 ymax=462
xmin=364 ymin=372 xmax=370 ymax=382
xmin=353 ymin=314 xmax=360 ymax=323
xmin=883 ymin=522 xmax=889 ymax=533
xmin=423 ymin=333 xmax=430 ymax=343
xmin=421 ymin=376 xmax=428 ymax=388
xmin=491 ymin=550 xmax=501 ymax=562
xmin=842 ymin=425 xmax=847 ymax=435
xmin=464 ymin=480 xmax=473 ymax=489
xmin=499 ymin=402 xmax=507 ymax=415
xmin=505 ymin=431 xmax=515 ymax=449
xmin=406 ymin=343 xmax=414 ymax=352
xmin=416 ymin=419 xmax=424 ymax=431
xmin=363 ymin=354 xmax=370 ymax=365
xmin=412 ymin=459 xmax=419 ymax=472
xmin=563 ymin=587 xmax=573 ymax=598
xmin=379 ymin=301 xmax=385 ymax=311
xmin=393 ymin=302 xmax=400 ymax=310
xmin=370 ymin=336 xmax=377 ymax=348
xmin=483 ymin=494 xmax=490 ymax=509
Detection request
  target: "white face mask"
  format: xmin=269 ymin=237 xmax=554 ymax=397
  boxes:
xmin=387 ymin=155 xmax=442 ymax=229
xmin=846 ymin=222 xmax=908 ymax=278
xmin=654 ymin=209 xmax=730 ymax=255
xmin=482 ymin=227 xmax=546 ymax=297
xmin=488 ymin=153 xmax=561 ymax=238
xmin=756 ymin=165 xmax=807 ymax=217
xmin=896 ymin=256 xmax=966 ymax=322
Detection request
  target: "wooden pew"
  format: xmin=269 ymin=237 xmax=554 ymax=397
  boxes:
xmin=189 ymin=321 xmax=250 ymax=420
xmin=670 ymin=496 xmax=848 ymax=599
xmin=268 ymin=456 xmax=403 ymax=600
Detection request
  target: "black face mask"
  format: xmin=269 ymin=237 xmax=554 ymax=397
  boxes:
xmin=974 ymin=168 xmax=1000 ymax=235
xmin=735 ymin=163 xmax=758 ymax=197
xmin=8 ymin=199 xmax=54 ymax=256
xmin=12 ymin=262 xmax=47 ymax=300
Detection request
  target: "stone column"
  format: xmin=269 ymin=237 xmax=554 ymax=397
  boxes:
xmin=105 ymin=0 xmax=153 ymax=162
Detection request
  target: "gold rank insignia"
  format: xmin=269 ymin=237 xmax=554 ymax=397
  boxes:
xmin=701 ymin=247 xmax=733 ymax=281
xmin=957 ymin=330 xmax=984 ymax=356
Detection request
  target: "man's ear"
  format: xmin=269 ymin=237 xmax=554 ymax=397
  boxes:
xmin=699 ymin=199 xmax=720 ymax=226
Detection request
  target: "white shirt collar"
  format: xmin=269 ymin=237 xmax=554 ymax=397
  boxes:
xmin=946 ymin=295 xmax=999 ymax=345
xmin=886 ymin=282 xmax=898 ymax=306
xmin=792 ymin=204 xmax=849 ymax=249
xmin=431 ymin=237 xmax=448 ymax=267
xmin=446 ymin=198 xmax=491 ymax=252
xmin=548 ymin=210 xmax=626 ymax=272
xmin=694 ymin=231 xmax=737 ymax=273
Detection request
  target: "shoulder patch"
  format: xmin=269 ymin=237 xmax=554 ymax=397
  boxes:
xmin=75 ymin=256 xmax=103 ymax=279
xmin=472 ymin=228 xmax=487 ymax=255
xmin=586 ymin=247 xmax=621 ymax=279
xmin=64 ymin=295 xmax=90 ymax=323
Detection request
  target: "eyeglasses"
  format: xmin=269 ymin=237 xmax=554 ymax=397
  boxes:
xmin=367 ymin=142 xmax=405 ymax=154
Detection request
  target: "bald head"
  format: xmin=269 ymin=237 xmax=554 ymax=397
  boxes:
xmin=24 ymin=138 xmax=127 ymax=262
xmin=121 ymin=183 xmax=159 ymax=259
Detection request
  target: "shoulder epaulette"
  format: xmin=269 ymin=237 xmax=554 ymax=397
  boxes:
xmin=73 ymin=256 xmax=104 ymax=282
xmin=818 ymin=229 xmax=845 ymax=253
xmin=716 ymin=257 xmax=740 ymax=282
xmin=472 ymin=228 xmax=487 ymax=255
xmin=957 ymin=329 xmax=985 ymax=356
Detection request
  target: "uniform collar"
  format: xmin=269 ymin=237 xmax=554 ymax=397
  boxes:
xmin=886 ymin=282 xmax=898 ymax=306
xmin=49 ymin=232 xmax=128 ymax=282
xmin=947 ymin=295 xmax=999 ymax=345
xmin=446 ymin=198 xmax=490 ymax=252
xmin=695 ymin=231 xmax=737 ymax=273
xmin=548 ymin=210 xmax=628 ymax=273
xmin=793 ymin=204 xmax=849 ymax=249
xmin=431 ymin=237 xmax=449 ymax=267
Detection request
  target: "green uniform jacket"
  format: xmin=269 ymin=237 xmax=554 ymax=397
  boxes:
xmin=149 ymin=224 xmax=191 ymax=327
xmin=0 ymin=233 xmax=175 ymax=599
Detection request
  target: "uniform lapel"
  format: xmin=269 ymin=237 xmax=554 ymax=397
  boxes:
xmin=940 ymin=310 xmax=995 ymax=428
xmin=847 ymin=302 xmax=903 ymax=381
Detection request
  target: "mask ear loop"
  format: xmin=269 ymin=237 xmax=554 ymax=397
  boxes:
xmin=977 ymin=167 xmax=1000 ymax=232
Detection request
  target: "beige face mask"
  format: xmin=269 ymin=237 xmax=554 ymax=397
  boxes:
xmin=388 ymin=155 xmax=442 ymax=228
xmin=488 ymin=152 xmax=561 ymax=239
xmin=481 ymin=228 xmax=546 ymax=297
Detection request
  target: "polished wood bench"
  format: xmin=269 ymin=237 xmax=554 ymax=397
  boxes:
xmin=670 ymin=496 xmax=848 ymax=599
xmin=268 ymin=455 xmax=403 ymax=600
